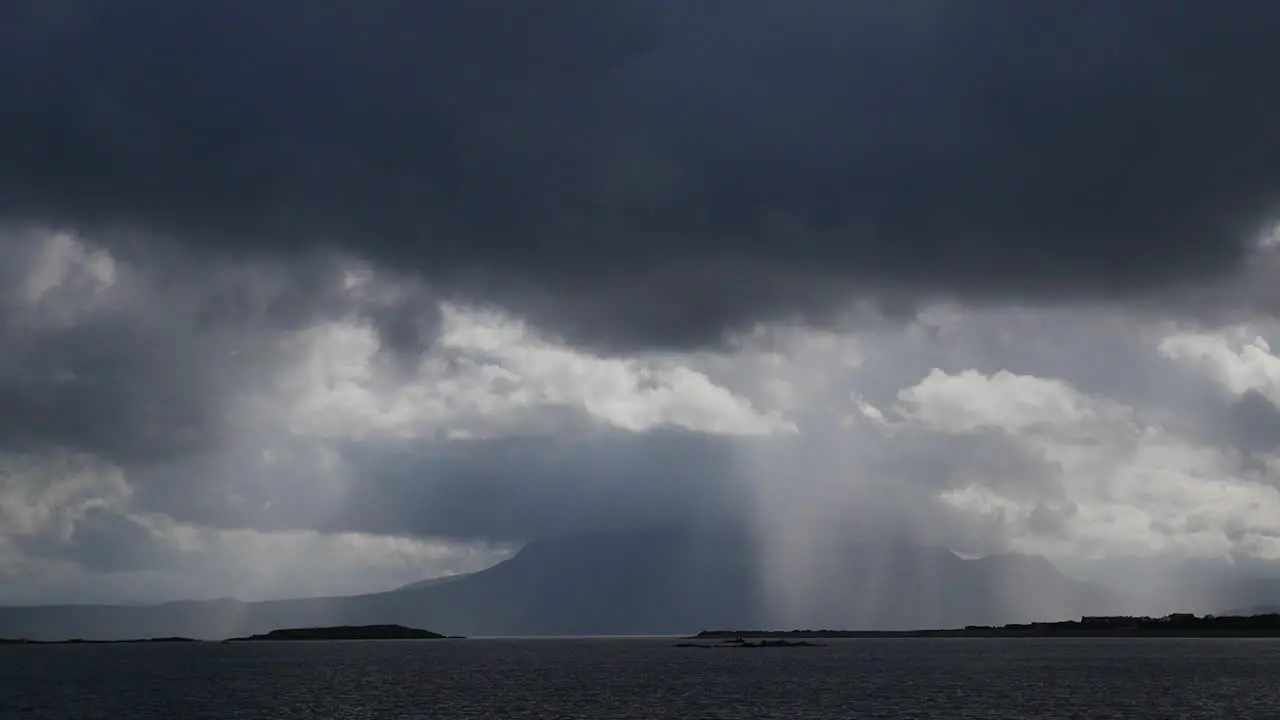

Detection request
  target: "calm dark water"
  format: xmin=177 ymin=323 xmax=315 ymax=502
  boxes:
xmin=2 ymin=638 xmax=1278 ymax=719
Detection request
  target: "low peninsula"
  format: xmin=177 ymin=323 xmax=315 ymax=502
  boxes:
xmin=224 ymin=624 xmax=452 ymax=642
xmin=0 ymin=637 xmax=198 ymax=645
xmin=693 ymin=613 xmax=1280 ymax=639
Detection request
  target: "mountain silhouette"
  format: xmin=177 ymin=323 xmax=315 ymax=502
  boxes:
xmin=0 ymin=528 xmax=1126 ymax=640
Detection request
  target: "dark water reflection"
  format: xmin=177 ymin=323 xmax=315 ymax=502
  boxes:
xmin=2 ymin=638 xmax=1278 ymax=719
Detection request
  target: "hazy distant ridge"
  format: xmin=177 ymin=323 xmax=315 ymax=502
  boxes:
xmin=0 ymin=530 xmax=1214 ymax=641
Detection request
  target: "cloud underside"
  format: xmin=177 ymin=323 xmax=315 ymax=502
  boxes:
xmin=3 ymin=1 xmax=1280 ymax=347
xmin=6 ymin=2 xmax=1280 ymax=604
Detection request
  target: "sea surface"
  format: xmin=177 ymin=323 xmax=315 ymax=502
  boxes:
xmin=2 ymin=637 xmax=1278 ymax=719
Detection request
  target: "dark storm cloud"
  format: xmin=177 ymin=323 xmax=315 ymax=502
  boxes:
xmin=879 ymin=427 xmax=1067 ymax=503
xmin=131 ymin=430 xmax=752 ymax=542
xmin=0 ymin=318 xmax=223 ymax=463
xmin=126 ymin=417 xmax=1066 ymax=548
xmin=330 ymin=432 xmax=751 ymax=541
xmin=2 ymin=1 xmax=1279 ymax=348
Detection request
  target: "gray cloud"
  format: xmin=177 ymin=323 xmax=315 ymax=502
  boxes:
xmin=5 ymin=504 xmax=516 ymax=604
xmin=0 ymin=232 xmax=444 ymax=466
xmin=3 ymin=1 xmax=1279 ymax=348
xmin=1225 ymin=390 xmax=1280 ymax=457
xmin=327 ymin=431 xmax=750 ymax=541
xmin=7 ymin=291 xmax=1280 ymax=605
xmin=128 ymin=430 xmax=752 ymax=543
xmin=0 ymin=232 xmax=784 ymax=558
xmin=35 ymin=507 xmax=176 ymax=574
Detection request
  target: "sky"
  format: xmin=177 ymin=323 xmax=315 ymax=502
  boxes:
xmin=4 ymin=0 xmax=1280 ymax=605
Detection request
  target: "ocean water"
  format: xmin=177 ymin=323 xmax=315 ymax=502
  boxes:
xmin=2 ymin=638 xmax=1278 ymax=719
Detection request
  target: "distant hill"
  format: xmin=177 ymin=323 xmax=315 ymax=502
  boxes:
xmin=1222 ymin=604 xmax=1280 ymax=617
xmin=0 ymin=528 xmax=1129 ymax=640
xmin=393 ymin=572 xmax=478 ymax=592
xmin=1213 ymin=579 xmax=1280 ymax=616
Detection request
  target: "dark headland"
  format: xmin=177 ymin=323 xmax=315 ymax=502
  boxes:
xmin=692 ymin=613 xmax=1280 ymax=639
xmin=225 ymin=624 xmax=453 ymax=642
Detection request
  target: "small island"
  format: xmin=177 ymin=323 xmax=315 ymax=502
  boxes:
xmin=676 ymin=637 xmax=823 ymax=649
xmin=224 ymin=624 xmax=452 ymax=642
xmin=692 ymin=613 xmax=1280 ymax=639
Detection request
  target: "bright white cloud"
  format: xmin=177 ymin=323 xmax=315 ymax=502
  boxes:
xmin=273 ymin=303 xmax=793 ymax=441
xmin=896 ymin=368 xmax=1122 ymax=434
xmin=0 ymin=451 xmax=131 ymax=540
xmin=1158 ymin=326 xmax=1280 ymax=400
xmin=887 ymin=363 xmax=1280 ymax=563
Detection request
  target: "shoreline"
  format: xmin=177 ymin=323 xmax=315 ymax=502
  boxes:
xmin=693 ymin=613 xmax=1280 ymax=640
xmin=2 ymin=624 xmax=458 ymax=645
xmin=0 ymin=637 xmax=199 ymax=645
xmin=10 ymin=615 xmax=1280 ymax=644
xmin=691 ymin=629 xmax=1280 ymax=639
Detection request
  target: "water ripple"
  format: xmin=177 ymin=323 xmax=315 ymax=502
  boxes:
xmin=2 ymin=638 xmax=1278 ymax=719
